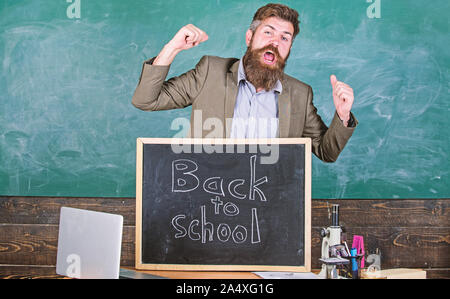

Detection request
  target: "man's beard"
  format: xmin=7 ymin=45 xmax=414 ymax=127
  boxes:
xmin=242 ymin=44 xmax=287 ymax=91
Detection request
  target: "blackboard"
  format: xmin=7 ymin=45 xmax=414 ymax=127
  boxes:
xmin=1 ymin=0 xmax=448 ymax=199
xmin=135 ymin=138 xmax=311 ymax=271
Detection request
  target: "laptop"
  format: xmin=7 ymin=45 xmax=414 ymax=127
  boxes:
xmin=56 ymin=207 xmax=167 ymax=279
xmin=56 ymin=207 xmax=124 ymax=279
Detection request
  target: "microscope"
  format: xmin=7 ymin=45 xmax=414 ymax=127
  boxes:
xmin=318 ymin=204 xmax=349 ymax=279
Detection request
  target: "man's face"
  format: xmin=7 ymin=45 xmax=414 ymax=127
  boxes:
xmin=246 ymin=16 xmax=294 ymax=66
xmin=242 ymin=16 xmax=294 ymax=91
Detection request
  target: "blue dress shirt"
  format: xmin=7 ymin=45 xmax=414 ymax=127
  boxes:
xmin=229 ymin=59 xmax=282 ymax=138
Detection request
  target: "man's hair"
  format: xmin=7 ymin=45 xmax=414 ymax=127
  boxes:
xmin=249 ymin=3 xmax=300 ymax=39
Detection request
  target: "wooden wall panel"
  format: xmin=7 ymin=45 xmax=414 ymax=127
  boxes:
xmin=312 ymin=199 xmax=449 ymax=227
xmin=0 ymin=196 xmax=448 ymax=278
xmin=0 ymin=196 xmax=135 ymax=225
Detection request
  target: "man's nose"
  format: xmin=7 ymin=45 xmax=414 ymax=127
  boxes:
xmin=270 ymin=37 xmax=280 ymax=47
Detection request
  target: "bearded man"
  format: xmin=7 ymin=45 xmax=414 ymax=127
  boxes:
xmin=132 ymin=3 xmax=357 ymax=162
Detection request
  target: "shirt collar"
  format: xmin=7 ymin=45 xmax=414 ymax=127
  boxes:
xmin=238 ymin=58 xmax=283 ymax=94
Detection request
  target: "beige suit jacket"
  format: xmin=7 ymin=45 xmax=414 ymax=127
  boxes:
xmin=132 ymin=55 xmax=357 ymax=162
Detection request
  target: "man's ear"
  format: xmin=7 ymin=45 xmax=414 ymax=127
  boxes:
xmin=245 ymin=29 xmax=253 ymax=47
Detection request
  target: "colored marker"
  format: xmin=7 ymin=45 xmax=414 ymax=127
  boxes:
xmin=351 ymin=248 xmax=359 ymax=279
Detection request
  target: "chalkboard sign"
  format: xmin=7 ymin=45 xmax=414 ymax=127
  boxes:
xmin=135 ymin=138 xmax=311 ymax=271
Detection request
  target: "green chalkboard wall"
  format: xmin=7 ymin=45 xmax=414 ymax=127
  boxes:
xmin=1 ymin=0 xmax=448 ymax=198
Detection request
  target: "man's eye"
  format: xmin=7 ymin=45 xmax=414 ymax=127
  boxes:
xmin=282 ymin=36 xmax=289 ymax=41
xmin=264 ymin=31 xmax=271 ymax=35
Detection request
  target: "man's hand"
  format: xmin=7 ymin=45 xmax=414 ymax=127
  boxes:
xmin=154 ymin=24 xmax=208 ymax=66
xmin=330 ymin=74 xmax=354 ymax=127
xmin=168 ymin=24 xmax=209 ymax=51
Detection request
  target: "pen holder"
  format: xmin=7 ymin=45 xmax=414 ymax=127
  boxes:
xmin=339 ymin=254 xmax=364 ymax=279
xmin=352 ymin=235 xmax=365 ymax=268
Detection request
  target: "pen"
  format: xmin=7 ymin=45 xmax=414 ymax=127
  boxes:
xmin=351 ymin=248 xmax=359 ymax=279
xmin=344 ymin=241 xmax=350 ymax=256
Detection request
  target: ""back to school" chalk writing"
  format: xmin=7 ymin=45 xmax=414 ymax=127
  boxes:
xmin=170 ymin=155 xmax=267 ymax=245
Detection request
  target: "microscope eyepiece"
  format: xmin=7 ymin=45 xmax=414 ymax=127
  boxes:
xmin=332 ymin=204 xmax=339 ymax=227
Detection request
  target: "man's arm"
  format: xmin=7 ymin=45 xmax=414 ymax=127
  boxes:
xmin=303 ymin=86 xmax=357 ymax=162
xmin=153 ymin=24 xmax=208 ymax=66
xmin=131 ymin=24 xmax=209 ymax=111
xmin=131 ymin=55 xmax=210 ymax=111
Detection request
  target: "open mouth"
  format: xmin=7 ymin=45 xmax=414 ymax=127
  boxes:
xmin=263 ymin=50 xmax=276 ymax=64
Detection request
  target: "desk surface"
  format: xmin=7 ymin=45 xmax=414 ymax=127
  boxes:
xmin=122 ymin=267 xmax=324 ymax=279
xmin=123 ymin=267 xmax=261 ymax=279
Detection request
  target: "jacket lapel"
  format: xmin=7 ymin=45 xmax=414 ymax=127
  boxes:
xmin=278 ymin=77 xmax=291 ymax=138
xmin=224 ymin=60 xmax=240 ymax=137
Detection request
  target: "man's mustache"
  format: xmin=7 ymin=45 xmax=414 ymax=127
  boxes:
xmin=254 ymin=44 xmax=283 ymax=62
